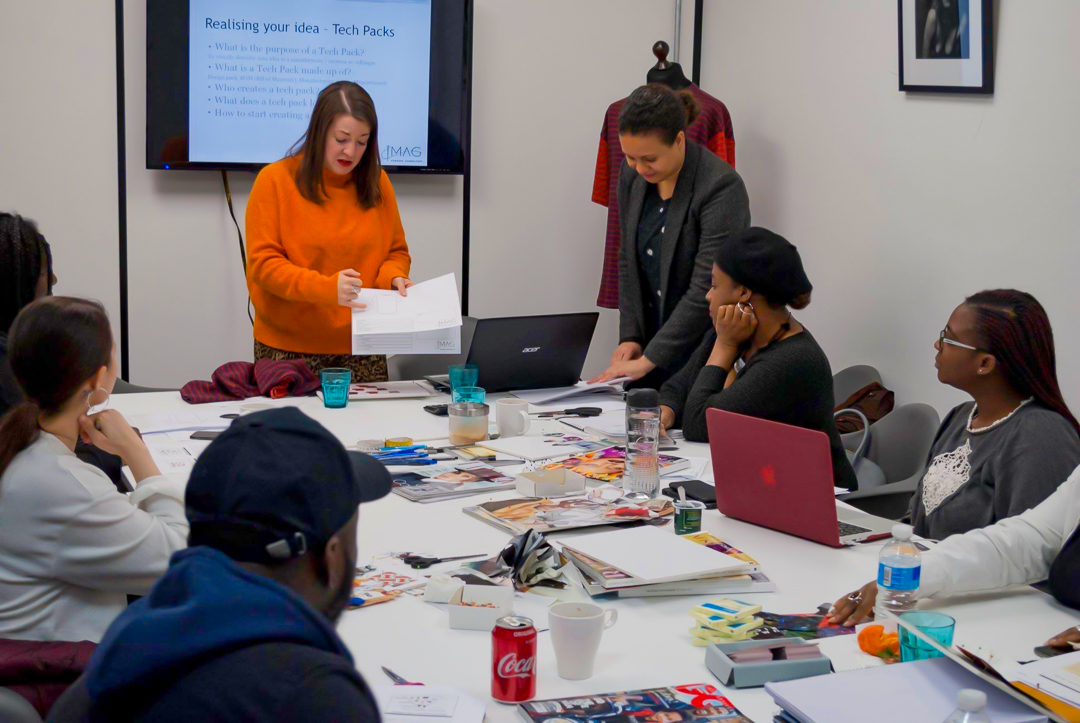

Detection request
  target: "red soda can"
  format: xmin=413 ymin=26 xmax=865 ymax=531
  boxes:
xmin=491 ymin=615 xmax=537 ymax=703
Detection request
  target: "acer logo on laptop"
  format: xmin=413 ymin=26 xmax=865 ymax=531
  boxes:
xmin=761 ymin=465 xmax=777 ymax=487
xmin=522 ymin=347 xmax=541 ymax=353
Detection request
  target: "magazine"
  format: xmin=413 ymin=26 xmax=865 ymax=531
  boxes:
xmin=390 ymin=461 xmax=516 ymax=503
xmin=540 ymin=447 xmax=690 ymax=483
xmin=566 ymin=532 xmax=760 ymax=590
xmin=518 ymin=684 xmax=753 ymax=723
xmin=576 ymin=568 xmax=776 ymax=598
xmin=463 ymin=487 xmax=673 ymax=535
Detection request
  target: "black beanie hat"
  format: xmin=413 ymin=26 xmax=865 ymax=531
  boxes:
xmin=714 ymin=227 xmax=813 ymax=306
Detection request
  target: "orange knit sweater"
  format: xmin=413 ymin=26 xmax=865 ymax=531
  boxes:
xmin=245 ymin=156 xmax=411 ymax=354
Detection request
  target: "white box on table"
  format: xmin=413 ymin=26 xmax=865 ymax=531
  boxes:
xmin=447 ymin=584 xmax=514 ymax=631
xmin=515 ymin=469 xmax=587 ymax=498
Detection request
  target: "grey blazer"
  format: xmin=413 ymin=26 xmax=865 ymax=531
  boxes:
xmin=617 ymin=141 xmax=751 ymax=372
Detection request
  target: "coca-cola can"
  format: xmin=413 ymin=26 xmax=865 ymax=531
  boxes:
xmin=491 ymin=615 xmax=537 ymax=703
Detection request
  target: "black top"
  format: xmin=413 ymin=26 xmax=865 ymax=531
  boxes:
xmin=636 ymin=184 xmax=670 ymax=337
xmin=660 ymin=327 xmax=858 ymax=491
xmin=47 ymin=642 xmax=381 ymax=723
xmin=1049 ymin=526 xmax=1080 ymax=610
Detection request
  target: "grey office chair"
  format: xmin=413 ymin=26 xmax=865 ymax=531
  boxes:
xmin=386 ymin=317 xmax=477 ymax=381
xmin=832 ymin=365 xmax=883 ymax=407
xmin=838 ymin=403 xmax=941 ymax=520
xmin=113 ymin=379 xmax=176 ymax=394
xmin=0 ymin=688 xmax=43 ymax=723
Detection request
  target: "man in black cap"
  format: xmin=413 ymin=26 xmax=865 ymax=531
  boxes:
xmin=48 ymin=407 xmax=392 ymax=723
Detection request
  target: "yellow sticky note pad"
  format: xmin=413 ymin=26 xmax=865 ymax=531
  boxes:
xmin=690 ymin=598 xmax=762 ymax=622
xmin=690 ymin=614 xmax=764 ymax=636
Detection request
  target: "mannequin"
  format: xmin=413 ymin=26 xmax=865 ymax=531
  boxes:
xmin=646 ymin=41 xmax=691 ymax=90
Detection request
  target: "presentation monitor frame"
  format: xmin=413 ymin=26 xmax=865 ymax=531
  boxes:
xmin=145 ymin=0 xmax=472 ymax=174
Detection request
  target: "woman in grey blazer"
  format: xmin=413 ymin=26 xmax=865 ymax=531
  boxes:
xmin=591 ymin=84 xmax=751 ymax=388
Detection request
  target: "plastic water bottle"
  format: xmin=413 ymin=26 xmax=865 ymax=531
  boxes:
xmin=624 ymin=388 xmax=661 ymax=501
xmin=875 ymin=523 xmax=921 ymax=620
xmin=942 ymin=689 xmax=990 ymax=723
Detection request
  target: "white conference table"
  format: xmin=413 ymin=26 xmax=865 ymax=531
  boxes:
xmin=111 ymin=390 xmax=1076 ymax=723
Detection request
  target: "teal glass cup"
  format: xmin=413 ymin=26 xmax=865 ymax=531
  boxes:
xmin=899 ymin=611 xmax=955 ymax=662
xmin=320 ymin=368 xmax=352 ymax=409
xmin=448 ymin=364 xmax=479 ymax=392
xmin=452 ymin=386 xmax=485 ymax=404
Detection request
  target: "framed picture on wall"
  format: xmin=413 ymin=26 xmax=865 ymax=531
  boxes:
xmin=898 ymin=0 xmax=994 ymax=94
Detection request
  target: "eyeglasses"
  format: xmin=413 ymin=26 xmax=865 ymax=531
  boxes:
xmin=939 ymin=328 xmax=980 ymax=352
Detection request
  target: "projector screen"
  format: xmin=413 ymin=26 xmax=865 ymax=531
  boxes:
xmin=147 ymin=0 xmax=471 ymax=173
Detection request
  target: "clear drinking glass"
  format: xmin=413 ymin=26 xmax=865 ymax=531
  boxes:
xmin=624 ymin=411 xmax=660 ymax=500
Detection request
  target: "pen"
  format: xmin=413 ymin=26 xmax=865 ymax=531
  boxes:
xmin=378 ymin=445 xmax=429 ymax=453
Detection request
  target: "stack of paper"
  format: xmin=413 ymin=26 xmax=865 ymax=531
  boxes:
xmin=509 ymin=378 xmax=629 ymax=405
xmin=566 ymin=529 xmax=774 ymax=599
xmin=560 ymin=526 xmax=757 ymax=587
xmin=1006 ymin=651 xmax=1080 ymax=714
xmin=351 ymin=273 xmax=462 ymax=355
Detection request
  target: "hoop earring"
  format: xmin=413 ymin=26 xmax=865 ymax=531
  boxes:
xmin=86 ymin=387 xmax=111 ymax=415
xmin=736 ymin=301 xmax=755 ymax=315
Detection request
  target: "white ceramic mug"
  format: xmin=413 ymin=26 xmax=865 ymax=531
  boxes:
xmin=548 ymin=602 xmax=618 ymax=680
xmin=496 ymin=398 xmax=531 ymax=437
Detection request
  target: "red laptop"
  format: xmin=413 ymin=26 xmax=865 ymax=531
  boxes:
xmin=706 ymin=408 xmax=894 ymax=547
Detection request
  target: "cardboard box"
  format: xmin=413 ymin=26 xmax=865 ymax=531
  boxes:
xmin=448 ymin=583 xmax=514 ymax=631
xmin=705 ymin=638 xmax=832 ymax=688
xmin=515 ymin=468 xmax=587 ymax=498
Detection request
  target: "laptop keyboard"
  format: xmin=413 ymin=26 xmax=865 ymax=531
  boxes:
xmin=838 ymin=521 xmax=872 ymax=538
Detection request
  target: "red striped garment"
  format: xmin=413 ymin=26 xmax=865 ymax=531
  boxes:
xmin=591 ymin=84 xmax=735 ymax=309
xmin=180 ymin=359 xmax=321 ymax=404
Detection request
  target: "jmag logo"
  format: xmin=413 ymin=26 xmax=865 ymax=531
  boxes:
xmin=383 ymin=144 xmax=424 ymax=161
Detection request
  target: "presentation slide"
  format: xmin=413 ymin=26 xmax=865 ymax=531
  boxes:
xmin=188 ymin=0 xmax=431 ymax=166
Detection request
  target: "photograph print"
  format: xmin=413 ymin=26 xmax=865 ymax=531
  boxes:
xmin=899 ymin=0 xmax=993 ymax=93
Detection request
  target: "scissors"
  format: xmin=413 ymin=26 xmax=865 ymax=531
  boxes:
xmin=532 ymin=406 xmax=604 ymax=418
xmin=402 ymin=553 xmax=486 ymax=570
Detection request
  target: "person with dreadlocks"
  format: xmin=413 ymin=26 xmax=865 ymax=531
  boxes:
xmin=0 ymin=213 xmax=56 ymax=411
xmin=0 ymin=213 xmax=127 ymax=490
xmin=904 ymin=289 xmax=1080 ymax=541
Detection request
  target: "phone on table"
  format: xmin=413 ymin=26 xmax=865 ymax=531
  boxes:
xmin=190 ymin=430 xmax=222 ymax=441
xmin=1035 ymin=644 xmax=1075 ymax=659
xmin=424 ymin=404 xmax=449 ymax=417
xmin=661 ymin=480 xmax=717 ymax=509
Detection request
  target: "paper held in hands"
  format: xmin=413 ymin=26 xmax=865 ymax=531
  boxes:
xmin=351 ymin=273 xmax=462 ymax=355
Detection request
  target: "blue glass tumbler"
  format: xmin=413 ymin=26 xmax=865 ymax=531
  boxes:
xmin=320 ymin=368 xmax=352 ymax=409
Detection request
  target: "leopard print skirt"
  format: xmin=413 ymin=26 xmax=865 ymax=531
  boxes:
xmin=253 ymin=340 xmax=389 ymax=382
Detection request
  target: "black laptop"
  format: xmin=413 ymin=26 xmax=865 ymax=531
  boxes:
xmin=426 ymin=313 xmax=599 ymax=393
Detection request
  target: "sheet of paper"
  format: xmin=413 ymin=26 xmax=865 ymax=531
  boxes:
xmin=353 ymin=326 xmax=460 ymax=355
xmin=144 ymin=438 xmax=209 ymax=474
xmin=509 ymin=378 xmax=629 ymax=405
xmin=817 ymin=632 xmax=886 ymax=673
xmin=385 ymin=692 xmax=458 ymax=717
xmin=128 ymin=409 xmax=230 ymax=435
xmin=351 ymin=273 xmax=461 ymax=337
xmin=1005 ymin=651 xmax=1080 ymax=707
xmin=662 ymin=457 xmax=709 ymax=480
xmin=373 ymin=686 xmax=485 ymax=723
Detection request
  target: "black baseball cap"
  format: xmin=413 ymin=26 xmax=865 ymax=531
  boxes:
xmin=185 ymin=407 xmax=392 ymax=564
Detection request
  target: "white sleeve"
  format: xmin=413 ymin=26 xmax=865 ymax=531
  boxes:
xmin=53 ymin=474 xmax=189 ymax=595
xmin=919 ymin=464 xmax=1080 ymax=598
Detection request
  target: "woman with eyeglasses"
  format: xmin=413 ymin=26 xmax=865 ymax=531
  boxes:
xmin=909 ymin=289 xmax=1080 ymax=541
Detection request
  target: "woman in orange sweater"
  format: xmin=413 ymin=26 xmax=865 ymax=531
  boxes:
xmin=246 ymin=81 xmax=412 ymax=380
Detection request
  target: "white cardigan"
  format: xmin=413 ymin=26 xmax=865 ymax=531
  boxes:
xmin=0 ymin=433 xmax=188 ymax=642
xmin=919 ymin=464 xmax=1080 ymax=599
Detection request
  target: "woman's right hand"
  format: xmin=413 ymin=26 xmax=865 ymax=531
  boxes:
xmin=610 ymin=341 xmax=643 ymax=365
xmin=78 ymin=410 xmax=161 ymax=483
xmin=827 ymin=581 xmax=878 ymax=626
xmin=337 ymin=269 xmax=368 ymax=309
xmin=660 ymin=405 xmax=676 ymax=431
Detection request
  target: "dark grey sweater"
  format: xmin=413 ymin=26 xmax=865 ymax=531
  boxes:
xmin=660 ymin=328 xmax=858 ymax=491
xmin=909 ymin=401 xmax=1080 ymax=540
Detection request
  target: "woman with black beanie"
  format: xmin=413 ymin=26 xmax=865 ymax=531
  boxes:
xmin=659 ymin=227 xmax=858 ymax=491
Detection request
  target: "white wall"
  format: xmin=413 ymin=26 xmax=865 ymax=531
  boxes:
xmin=117 ymin=0 xmax=687 ymax=387
xmin=702 ymin=1 xmax=1080 ymax=414
xmin=0 ymin=2 xmax=120 ymax=334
